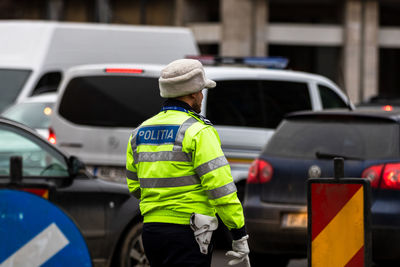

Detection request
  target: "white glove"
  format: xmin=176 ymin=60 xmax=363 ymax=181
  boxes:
xmin=226 ymin=235 xmax=251 ymax=267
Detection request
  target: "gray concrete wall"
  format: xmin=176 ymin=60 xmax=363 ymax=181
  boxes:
xmin=220 ymin=0 xmax=252 ymax=57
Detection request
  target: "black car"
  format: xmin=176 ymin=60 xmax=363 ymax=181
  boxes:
xmin=244 ymin=109 xmax=400 ymax=267
xmin=357 ymin=95 xmax=400 ymax=111
xmin=0 ymin=117 xmax=147 ymax=267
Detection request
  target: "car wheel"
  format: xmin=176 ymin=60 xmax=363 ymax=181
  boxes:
xmin=249 ymin=252 xmax=289 ymax=267
xmin=118 ymin=222 xmax=149 ymax=267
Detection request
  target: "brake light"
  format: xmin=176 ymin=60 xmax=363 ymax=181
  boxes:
xmin=361 ymin=164 xmax=383 ymax=188
xmin=105 ymin=68 xmax=144 ymax=74
xmin=362 ymin=163 xmax=400 ymax=190
xmin=247 ymin=159 xmax=273 ymax=184
xmin=382 ymin=105 xmax=393 ymax=111
xmin=381 ymin=163 xmax=400 ymax=190
xmin=48 ymin=127 xmax=56 ymax=145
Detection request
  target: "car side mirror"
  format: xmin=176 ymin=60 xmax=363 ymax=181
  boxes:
xmin=68 ymin=156 xmax=86 ymax=177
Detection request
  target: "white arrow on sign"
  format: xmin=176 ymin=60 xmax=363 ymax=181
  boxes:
xmin=0 ymin=223 xmax=70 ymax=267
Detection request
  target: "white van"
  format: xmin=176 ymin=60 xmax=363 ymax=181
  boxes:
xmin=50 ymin=62 xmax=353 ymax=197
xmin=0 ymin=20 xmax=199 ymax=112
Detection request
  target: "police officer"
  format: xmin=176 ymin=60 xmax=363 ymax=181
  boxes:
xmin=126 ymin=59 xmax=250 ymax=267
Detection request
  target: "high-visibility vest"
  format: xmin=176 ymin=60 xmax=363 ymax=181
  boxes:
xmin=126 ymin=106 xmax=245 ymax=230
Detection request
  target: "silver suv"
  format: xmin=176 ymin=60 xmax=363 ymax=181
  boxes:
xmin=50 ymin=62 xmax=353 ymax=197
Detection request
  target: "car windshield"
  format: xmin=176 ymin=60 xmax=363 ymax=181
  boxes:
xmin=0 ymin=69 xmax=31 ymax=112
xmin=2 ymin=102 xmax=53 ymax=129
xmin=264 ymin=119 xmax=399 ymax=160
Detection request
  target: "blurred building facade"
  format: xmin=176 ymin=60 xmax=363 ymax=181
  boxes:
xmin=1 ymin=0 xmax=400 ymax=104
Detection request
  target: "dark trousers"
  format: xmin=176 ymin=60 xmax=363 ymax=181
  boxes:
xmin=142 ymin=222 xmax=213 ymax=267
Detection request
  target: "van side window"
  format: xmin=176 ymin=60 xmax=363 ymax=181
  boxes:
xmin=31 ymin=72 xmax=62 ymax=96
xmin=206 ymin=80 xmax=311 ymax=128
xmin=318 ymin=84 xmax=348 ymax=109
xmin=59 ymin=76 xmax=163 ymax=127
xmin=0 ymin=69 xmax=31 ymax=112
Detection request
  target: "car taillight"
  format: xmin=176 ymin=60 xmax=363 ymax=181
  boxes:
xmin=105 ymin=68 xmax=144 ymax=74
xmin=247 ymin=159 xmax=273 ymax=184
xmin=48 ymin=127 xmax=56 ymax=145
xmin=361 ymin=164 xmax=383 ymax=188
xmin=381 ymin=163 xmax=400 ymax=190
xmin=362 ymin=163 xmax=400 ymax=190
xmin=382 ymin=105 xmax=393 ymax=111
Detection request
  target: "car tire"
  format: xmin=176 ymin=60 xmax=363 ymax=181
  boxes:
xmin=249 ymin=252 xmax=289 ymax=267
xmin=118 ymin=222 xmax=149 ymax=267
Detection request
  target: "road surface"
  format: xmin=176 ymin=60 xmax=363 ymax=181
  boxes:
xmin=212 ymin=250 xmax=306 ymax=267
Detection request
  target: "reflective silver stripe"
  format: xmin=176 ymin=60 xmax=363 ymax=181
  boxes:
xmin=173 ymin=117 xmax=198 ymax=151
xmin=133 ymin=151 xmax=139 ymax=165
xmin=138 ymin=151 xmax=192 ymax=162
xmin=130 ymin=127 xmax=140 ymax=148
xmin=206 ymin=182 xmax=237 ymax=200
xmin=139 ymin=175 xmax=200 ymax=188
xmin=126 ymin=170 xmax=138 ymax=180
xmin=130 ymin=127 xmax=140 ymax=163
xmin=195 ymin=156 xmax=229 ymax=177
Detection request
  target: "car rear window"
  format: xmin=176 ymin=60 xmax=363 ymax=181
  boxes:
xmin=58 ymin=76 xmax=163 ymax=127
xmin=264 ymin=119 xmax=399 ymax=159
xmin=206 ymin=80 xmax=311 ymax=128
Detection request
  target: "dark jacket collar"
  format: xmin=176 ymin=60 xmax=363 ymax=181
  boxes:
xmin=162 ymin=99 xmax=194 ymax=112
xmin=162 ymin=99 xmax=213 ymax=125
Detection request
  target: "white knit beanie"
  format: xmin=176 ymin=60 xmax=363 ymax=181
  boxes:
xmin=159 ymin=59 xmax=216 ymax=98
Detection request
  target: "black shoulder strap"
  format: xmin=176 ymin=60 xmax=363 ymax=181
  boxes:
xmin=189 ymin=112 xmax=213 ymax=126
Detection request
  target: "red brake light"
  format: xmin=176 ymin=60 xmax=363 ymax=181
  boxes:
xmin=362 ymin=163 xmax=400 ymax=190
xmin=361 ymin=164 xmax=383 ymax=188
xmin=247 ymin=159 xmax=273 ymax=184
xmin=105 ymin=68 xmax=143 ymax=74
xmin=48 ymin=127 xmax=56 ymax=145
xmin=381 ymin=163 xmax=400 ymax=190
xmin=382 ymin=105 xmax=393 ymax=111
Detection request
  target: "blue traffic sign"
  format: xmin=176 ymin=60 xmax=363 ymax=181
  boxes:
xmin=0 ymin=189 xmax=92 ymax=266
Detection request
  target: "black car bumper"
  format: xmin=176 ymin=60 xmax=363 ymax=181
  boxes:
xmin=244 ymin=194 xmax=307 ymax=257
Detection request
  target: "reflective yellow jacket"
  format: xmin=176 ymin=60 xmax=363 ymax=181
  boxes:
xmin=126 ymin=103 xmax=245 ymax=231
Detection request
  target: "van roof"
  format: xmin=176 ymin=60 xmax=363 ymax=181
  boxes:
xmin=0 ymin=20 xmax=199 ymax=68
